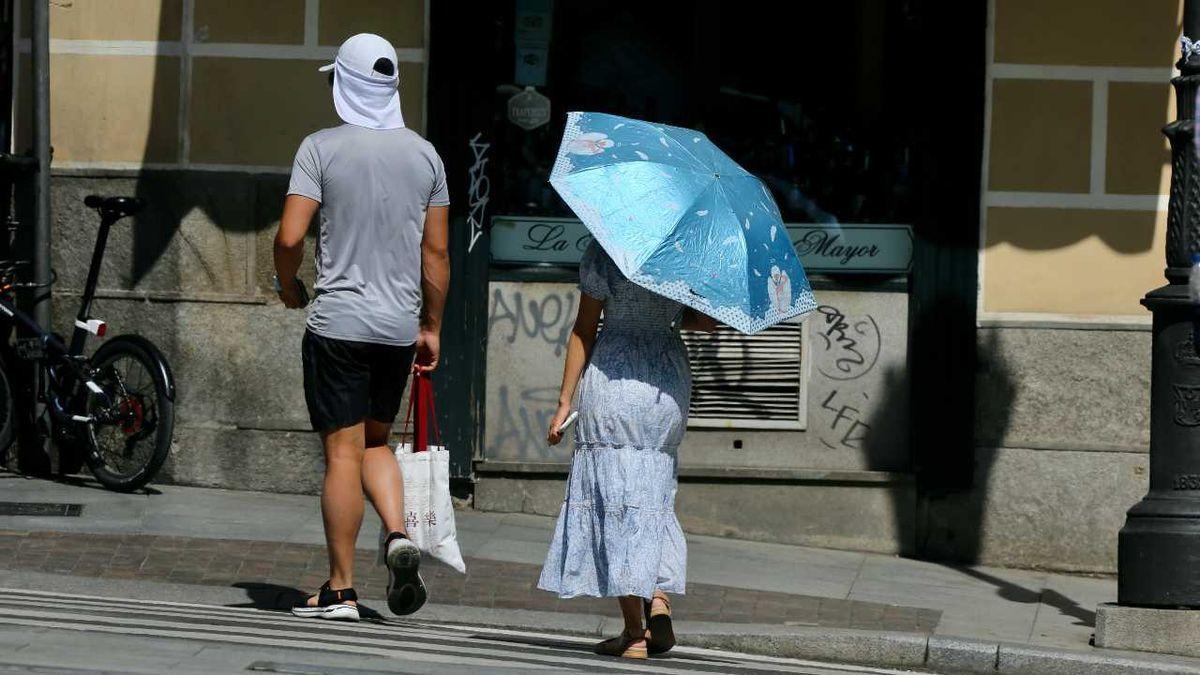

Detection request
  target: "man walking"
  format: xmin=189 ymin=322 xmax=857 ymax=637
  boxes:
xmin=273 ymin=33 xmax=450 ymax=622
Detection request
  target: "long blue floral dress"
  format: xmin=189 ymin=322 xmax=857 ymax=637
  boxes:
xmin=538 ymin=242 xmax=690 ymax=600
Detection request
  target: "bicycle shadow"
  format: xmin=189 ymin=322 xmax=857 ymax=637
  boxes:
xmin=53 ymin=473 xmax=163 ymax=496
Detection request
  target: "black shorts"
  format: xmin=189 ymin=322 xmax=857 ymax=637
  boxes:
xmin=302 ymin=330 xmax=415 ymax=432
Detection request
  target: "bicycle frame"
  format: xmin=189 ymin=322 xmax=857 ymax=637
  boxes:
xmin=0 ymin=207 xmax=120 ymax=421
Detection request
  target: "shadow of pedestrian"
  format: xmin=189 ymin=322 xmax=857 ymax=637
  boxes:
xmin=230 ymin=582 xmax=387 ymax=622
xmin=229 ymin=581 xmax=306 ymax=611
xmin=858 ymin=362 xmax=913 ymax=554
xmin=907 ymin=327 xmax=1015 ymax=564
xmin=855 ymin=294 xmax=1017 ymax=563
xmin=952 ymin=565 xmax=1096 ymax=628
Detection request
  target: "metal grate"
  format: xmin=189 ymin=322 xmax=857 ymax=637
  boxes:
xmin=682 ymin=321 xmax=806 ymax=430
xmin=0 ymin=502 xmax=83 ymax=516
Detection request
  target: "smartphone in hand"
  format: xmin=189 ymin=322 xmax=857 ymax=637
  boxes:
xmin=557 ymin=410 xmax=579 ymax=434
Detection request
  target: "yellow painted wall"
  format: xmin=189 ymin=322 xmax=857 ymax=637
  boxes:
xmin=982 ymin=0 xmax=1182 ymax=317
xmin=17 ymin=0 xmax=427 ymax=169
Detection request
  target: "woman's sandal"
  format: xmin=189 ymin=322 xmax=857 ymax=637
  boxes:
xmin=594 ymin=629 xmax=649 ymax=659
xmin=291 ymin=580 xmax=361 ymax=622
xmin=643 ymin=590 xmax=675 ymax=654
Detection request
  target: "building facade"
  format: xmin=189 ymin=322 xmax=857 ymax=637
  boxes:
xmin=7 ymin=0 xmax=1182 ymax=573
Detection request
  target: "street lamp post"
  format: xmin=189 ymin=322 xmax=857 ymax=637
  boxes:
xmin=1116 ymin=0 xmax=1200 ymax=608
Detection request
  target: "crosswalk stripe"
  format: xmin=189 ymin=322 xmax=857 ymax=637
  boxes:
xmin=0 ymin=614 xmax=563 ymax=672
xmin=0 ymin=607 xmax=698 ymax=675
xmin=0 ymin=588 xmax=913 ymax=675
xmin=0 ymin=593 xmax=825 ymax=675
xmin=423 ymin=619 xmax=917 ymax=674
xmin=0 ymin=591 xmax=473 ymax=644
xmin=0 ymin=589 xmax=767 ymax=672
xmin=0 ymin=593 xmax=720 ymax=672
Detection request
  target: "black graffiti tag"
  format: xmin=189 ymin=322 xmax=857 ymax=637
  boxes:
xmin=488 ymin=288 xmax=576 ymax=356
xmin=819 ymin=389 xmax=871 ymax=450
xmin=815 ymin=305 xmax=881 ymax=381
xmin=493 ymin=385 xmax=561 ymax=458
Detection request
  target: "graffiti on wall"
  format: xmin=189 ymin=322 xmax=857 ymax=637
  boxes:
xmin=466 ymin=133 xmax=491 ymax=253
xmin=487 ymin=287 xmax=577 ymax=356
xmin=492 ymin=385 xmax=561 ymax=457
xmin=485 ymin=283 xmax=578 ymax=462
xmin=812 ymin=303 xmax=884 ymax=451
xmin=814 ymin=304 xmax=881 ymax=381
xmin=484 ymin=284 xmax=908 ymax=466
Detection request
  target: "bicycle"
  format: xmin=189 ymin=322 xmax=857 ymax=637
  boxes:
xmin=0 ymin=195 xmax=176 ymax=492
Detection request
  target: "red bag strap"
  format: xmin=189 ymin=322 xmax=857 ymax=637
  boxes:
xmin=402 ymin=372 xmax=417 ymax=439
xmin=404 ymin=371 xmax=442 ymax=453
xmin=423 ymin=374 xmax=442 ymax=445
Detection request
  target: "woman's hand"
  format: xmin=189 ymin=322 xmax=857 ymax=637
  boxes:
xmin=547 ymin=405 xmax=572 ymax=446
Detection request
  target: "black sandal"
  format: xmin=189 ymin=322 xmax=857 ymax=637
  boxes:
xmin=291 ymin=581 xmax=360 ymax=622
xmin=643 ymin=591 xmax=675 ymax=654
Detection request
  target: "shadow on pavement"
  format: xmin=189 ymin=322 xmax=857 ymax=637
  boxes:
xmin=473 ymin=632 xmax=595 ymax=654
xmin=0 ymin=467 xmax=162 ymax=495
xmin=230 ymin=581 xmax=387 ymax=622
xmin=950 ymin=566 xmax=1096 ymax=628
xmin=54 ymin=473 xmax=163 ymax=496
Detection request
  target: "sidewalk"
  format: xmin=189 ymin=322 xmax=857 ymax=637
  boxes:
xmin=1 ymin=472 xmax=1197 ymax=674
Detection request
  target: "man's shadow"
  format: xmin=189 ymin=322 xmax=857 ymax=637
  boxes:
xmin=230 ymin=582 xmax=387 ymax=622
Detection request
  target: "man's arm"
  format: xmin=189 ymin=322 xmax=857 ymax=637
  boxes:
xmin=416 ymin=205 xmax=450 ymax=372
xmin=273 ymin=195 xmax=318 ymax=308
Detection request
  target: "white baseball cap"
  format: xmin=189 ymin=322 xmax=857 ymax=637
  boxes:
xmin=319 ymin=33 xmax=405 ymax=130
xmin=319 ymin=33 xmax=397 ymax=76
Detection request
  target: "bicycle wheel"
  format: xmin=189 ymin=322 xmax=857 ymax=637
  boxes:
xmin=81 ymin=338 xmax=174 ymax=492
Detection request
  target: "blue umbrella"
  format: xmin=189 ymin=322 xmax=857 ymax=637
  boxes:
xmin=549 ymin=111 xmax=816 ymax=334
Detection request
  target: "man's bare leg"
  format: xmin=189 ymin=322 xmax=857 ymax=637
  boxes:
xmin=315 ymin=423 xmax=366 ymax=603
xmin=362 ymin=418 xmax=406 ymax=535
xmin=361 ymin=418 xmax=427 ymax=615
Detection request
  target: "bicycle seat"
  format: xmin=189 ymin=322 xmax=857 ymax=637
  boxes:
xmin=84 ymin=195 xmax=145 ymax=219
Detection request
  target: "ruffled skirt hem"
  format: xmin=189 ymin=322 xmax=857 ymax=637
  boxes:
xmin=537 ymin=499 xmax=688 ymax=600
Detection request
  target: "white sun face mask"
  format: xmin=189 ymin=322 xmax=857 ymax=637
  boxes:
xmin=318 ymin=33 xmax=405 ymax=130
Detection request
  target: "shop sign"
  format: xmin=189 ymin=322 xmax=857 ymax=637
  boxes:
xmin=490 ymin=216 xmax=913 ymax=274
xmin=788 ymin=224 xmax=914 ymax=274
xmin=492 ymin=216 xmax=591 ymax=264
xmin=507 ymin=86 xmax=551 ymax=131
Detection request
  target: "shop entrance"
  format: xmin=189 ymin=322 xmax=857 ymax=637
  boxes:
xmin=427 ymin=0 xmax=983 ymax=551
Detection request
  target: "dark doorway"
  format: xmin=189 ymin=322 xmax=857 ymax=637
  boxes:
xmin=426 ymin=1 xmax=984 ymax=499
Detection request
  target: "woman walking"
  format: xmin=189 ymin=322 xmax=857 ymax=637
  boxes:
xmin=539 ymin=241 xmax=715 ymax=659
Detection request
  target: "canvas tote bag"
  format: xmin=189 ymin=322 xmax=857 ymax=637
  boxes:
xmin=378 ymin=371 xmax=466 ymax=573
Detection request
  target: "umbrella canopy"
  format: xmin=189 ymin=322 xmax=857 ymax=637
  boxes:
xmin=549 ymin=111 xmax=816 ymax=334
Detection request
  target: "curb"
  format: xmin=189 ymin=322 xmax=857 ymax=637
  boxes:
xmin=410 ymin=603 xmax=1200 ymax=674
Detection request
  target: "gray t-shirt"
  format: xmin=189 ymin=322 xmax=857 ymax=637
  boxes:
xmin=288 ymin=124 xmax=449 ymax=346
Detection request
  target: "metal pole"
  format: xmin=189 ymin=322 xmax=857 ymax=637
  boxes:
xmin=30 ymin=0 xmax=48 ymax=329
xmin=1116 ymin=0 xmax=1200 ymax=607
